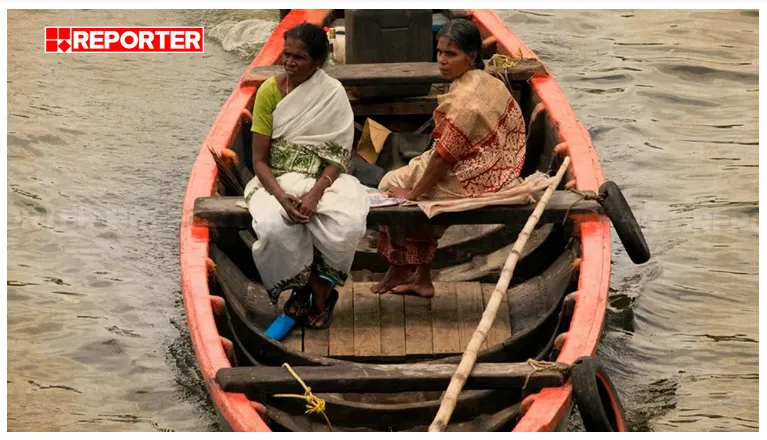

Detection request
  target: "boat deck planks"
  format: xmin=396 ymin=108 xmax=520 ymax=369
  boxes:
xmin=328 ymin=283 xmax=355 ymax=358
xmin=431 ymin=283 xmax=462 ymax=355
xmin=379 ymin=290 xmax=406 ymax=360
xmin=303 ymin=320 xmax=329 ymax=357
xmin=300 ymin=281 xmax=511 ymax=359
xmin=482 ymin=283 xmax=513 ymax=347
xmin=404 ymin=294 xmax=434 ymax=358
xmin=457 ymin=282 xmax=488 ymax=351
xmin=352 ymin=282 xmax=382 ymax=359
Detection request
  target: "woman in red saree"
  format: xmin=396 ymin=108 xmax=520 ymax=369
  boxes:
xmin=371 ymin=19 xmax=527 ymax=298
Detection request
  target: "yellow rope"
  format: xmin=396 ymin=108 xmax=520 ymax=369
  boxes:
xmin=522 ymin=359 xmax=571 ymax=392
xmin=486 ymin=50 xmax=525 ymax=90
xmin=487 ymin=50 xmax=524 ymax=69
xmin=272 ymin=363 xmax=333 ymax=431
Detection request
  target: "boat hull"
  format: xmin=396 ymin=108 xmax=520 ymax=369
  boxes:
xmin=180 ymin=9 xmax=610 ymax=432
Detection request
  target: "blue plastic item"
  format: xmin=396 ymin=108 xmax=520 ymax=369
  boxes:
xmin=319 ymin=275 xmax=337 ymax=287
xmin=433 ymin=13 xmax=448 ymax=31
xmin=264 ymin=313 xmax=297 ymax=341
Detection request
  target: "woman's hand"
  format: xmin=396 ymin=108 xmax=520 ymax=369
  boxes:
xmin=293 ymin=165 xmax=340 ymax=221
xmin=296 ymin=190 xmax=322 ymax=220
xmin=386 ymin=186 xmax=412 ymax=200
xmin=398 ymin=150 xmax=453 ymax=201
xmin=278 ymin=193 xmax=310 ymax=224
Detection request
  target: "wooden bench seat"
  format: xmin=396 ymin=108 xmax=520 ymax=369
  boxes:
xmin=216 ymin=360 xmax=568 ymax=394
xmin=193 ymin=191 xmax=602 ymax=228
xmin=241 ymin=59 xmax=547 ymax=87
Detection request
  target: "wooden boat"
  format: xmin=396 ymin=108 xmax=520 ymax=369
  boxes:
xmin=181 ymin=9 xmax=649 ymax=432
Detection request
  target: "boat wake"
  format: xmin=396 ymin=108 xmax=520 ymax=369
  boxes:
xmin=207 ymin=19 xmax=278 ymax=58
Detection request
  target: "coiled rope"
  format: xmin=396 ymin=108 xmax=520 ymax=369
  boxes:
xmin=272 ymin=363 xmax=333 ymax=431
xmin=486 ymin=50 xmax=525 ymax=89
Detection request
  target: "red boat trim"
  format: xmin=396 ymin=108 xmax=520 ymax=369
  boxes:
xmin=181 ymin=9 xmax=611 ymax=432
xmin=180 ymin=10 xmax=331 ymax=432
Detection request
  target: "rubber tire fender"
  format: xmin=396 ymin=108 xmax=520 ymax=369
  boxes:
xmin=598 ymin=180 xmax=651 ymax=264
xmin=570 ymin=356 xmax=628 ymax=432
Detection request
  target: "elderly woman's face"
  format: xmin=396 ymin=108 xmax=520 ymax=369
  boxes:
xmin=282 ymin=37 xmax=318 ymax=81
xmin=436 ymin=36 xmax=475 ymax=81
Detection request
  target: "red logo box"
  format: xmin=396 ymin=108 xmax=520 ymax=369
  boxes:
xmin=45 ymin=27 xmax=204 ymax=53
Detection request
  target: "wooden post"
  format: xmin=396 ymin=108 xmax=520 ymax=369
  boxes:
xmin=428 ymin=156 xmax=571 ymax=432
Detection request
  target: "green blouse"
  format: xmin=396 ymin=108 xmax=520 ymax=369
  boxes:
xmin=251 ymin=76 xmax=282 ymax=137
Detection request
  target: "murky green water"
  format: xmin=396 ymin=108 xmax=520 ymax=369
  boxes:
xmin=7 ymin=9 xmax=758 ymax=432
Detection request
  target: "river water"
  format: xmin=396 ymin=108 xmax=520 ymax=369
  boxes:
xmin=6 ymin=9 xmax=758 ymax=432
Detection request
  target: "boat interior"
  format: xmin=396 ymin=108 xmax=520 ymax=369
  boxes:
xmin=196 ymin=10 xmax=589 ymax=432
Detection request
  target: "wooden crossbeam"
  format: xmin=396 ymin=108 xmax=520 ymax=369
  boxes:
xmin=216 ymin=362 xmax=567 ymax=394
xmin=242 ymin=59 xmax=547 ymax=87
xmin=350 ymin=94 xmax=439 ymax=116
xmin=193 ymin=191 xmax=603 ymax=228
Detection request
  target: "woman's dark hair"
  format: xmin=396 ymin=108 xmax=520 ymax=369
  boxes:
xmin=284 ymin=23 xmax=329 ymax=64
xmin=437 ymin=18 xmax=485 ymax=70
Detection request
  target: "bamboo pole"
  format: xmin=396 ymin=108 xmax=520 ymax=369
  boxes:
xmin=428 ymin=156 xmax=572 ymax=432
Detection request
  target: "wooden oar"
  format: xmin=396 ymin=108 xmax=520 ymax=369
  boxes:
xmin=428 ymin=156 xmax=572 ymax=432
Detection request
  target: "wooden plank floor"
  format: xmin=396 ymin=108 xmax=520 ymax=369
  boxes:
xmin=299 ymin=281 xmax=511 ymax=360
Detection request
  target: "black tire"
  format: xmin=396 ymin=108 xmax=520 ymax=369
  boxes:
xmin=571 ymin=356 xmax=628 ymax=432
xmin=598 ymin=180 xmax=650 ymax=264
xmin=279 ymin=10 xmax=291 ymax=21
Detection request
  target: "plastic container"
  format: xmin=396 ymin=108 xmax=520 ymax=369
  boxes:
xmin=432 ymin=12 xmax=448 ymax=31
xmin=264 ymin=313 xmax=297 ymax=341
xmin=327 ymin=28 xmax=338 ymax=65
xmin=333 ymin=29 xmax=345 ymax=64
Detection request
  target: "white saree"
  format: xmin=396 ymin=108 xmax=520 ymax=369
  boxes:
xmin=243 ymin=69 xmax=370 ymax=303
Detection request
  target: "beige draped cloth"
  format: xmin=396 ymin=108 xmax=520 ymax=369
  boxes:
xmin=377 ymin=68 xmax=529 ymax=266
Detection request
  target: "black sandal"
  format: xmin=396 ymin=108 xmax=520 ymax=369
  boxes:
xmin=283 ymin=286 xmax=312 ymax=319
xmin=306 ymin=289 xmax=339 ymax=330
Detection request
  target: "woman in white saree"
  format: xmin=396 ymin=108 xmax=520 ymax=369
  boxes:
xmin=244 ymin=23 xmax=369 ymax=329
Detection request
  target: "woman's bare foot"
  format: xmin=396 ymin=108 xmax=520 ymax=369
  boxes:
xmin=370 ymin=266 xmax=416 ymax=294
xmin=391 ymin=265 xmax=435 ymax=298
